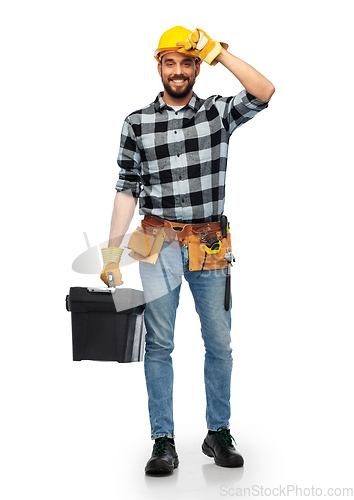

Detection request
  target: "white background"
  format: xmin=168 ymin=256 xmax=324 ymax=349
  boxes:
xmin=1 ymin=1 xmax=353 ymax=498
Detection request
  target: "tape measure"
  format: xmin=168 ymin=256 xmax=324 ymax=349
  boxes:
xmin=196 ymin=236 xmax=222 ymax=279
xmin=204 ymin=237 xmax=222 ymax=255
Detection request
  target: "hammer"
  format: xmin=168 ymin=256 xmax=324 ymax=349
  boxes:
xmin=220 ymin=215 xmax=235 ymax=311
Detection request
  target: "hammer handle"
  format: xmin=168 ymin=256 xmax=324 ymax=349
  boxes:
xmin=220 ymin=215 xmax=228 ymax=240
xmin=225 ymin=273 xmax=231 ymax=311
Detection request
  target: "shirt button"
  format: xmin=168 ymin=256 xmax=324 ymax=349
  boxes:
xmin=175 ymin=112 xmax=178 ymax=115
xmin=174 ymin=131 xmax=177 ymax=134
xmin=179 ymin=176 xmax=182 ymax=180
xmin=177 ymin=154 xmax=180 ymax=157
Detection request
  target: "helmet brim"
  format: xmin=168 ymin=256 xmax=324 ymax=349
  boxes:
xmin=155 ymin=48 xmax=202 ymax=63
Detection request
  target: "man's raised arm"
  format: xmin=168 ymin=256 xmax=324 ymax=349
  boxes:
xmin=215 ymin=48 xmax=275 ymax=103
xmin=177 ymin=28 xmax=275 ymax=103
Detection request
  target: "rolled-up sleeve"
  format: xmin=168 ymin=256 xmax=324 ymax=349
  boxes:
xmin=215 ymin=89 xmax=269 ymax=136
xmin=115 ymin=118 xmax=141 ymax=197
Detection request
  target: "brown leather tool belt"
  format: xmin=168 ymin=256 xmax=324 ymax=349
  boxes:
xmin=127 ymin=215 xmax=232 ymax=271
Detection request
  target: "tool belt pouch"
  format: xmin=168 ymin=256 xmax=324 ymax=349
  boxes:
xmin=188 ymin=230 xmax=232 ymax=272
xmin=127 ymin=220 xmax=167 ymax=264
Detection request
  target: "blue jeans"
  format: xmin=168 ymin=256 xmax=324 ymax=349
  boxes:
xmin=139 ymin=242 xmax=233 ymax=440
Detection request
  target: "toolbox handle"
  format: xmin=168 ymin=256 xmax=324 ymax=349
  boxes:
xmin=86 ymin=273 xmax=117 ymax=294
xmin=107 ymin=273 xmax=116 ymax=288
xmin=87 ymin=287 xmax=116 ymax=293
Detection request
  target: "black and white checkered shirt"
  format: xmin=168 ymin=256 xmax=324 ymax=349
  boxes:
xmin=116 ymin=90 xmax=269 ymax=223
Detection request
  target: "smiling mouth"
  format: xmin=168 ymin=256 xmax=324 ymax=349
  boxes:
xmin=169 ymin=78 xmax=188 ymax=84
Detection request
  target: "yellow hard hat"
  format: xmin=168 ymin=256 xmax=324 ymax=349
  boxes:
xmin=154 ymin=26 xmax=194 ymax=62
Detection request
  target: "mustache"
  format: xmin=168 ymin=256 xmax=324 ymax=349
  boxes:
xmin=168 ymin=75 xmax=189 ymax=81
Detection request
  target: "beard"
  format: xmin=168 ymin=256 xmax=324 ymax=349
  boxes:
xmin=161 ymin=69 xmax=197 ymax=100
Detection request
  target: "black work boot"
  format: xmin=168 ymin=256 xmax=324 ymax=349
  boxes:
xmin=145 ymin=436 xmax=179 ymax=474
xmin=202 ymin=428 xmax=244 ymax=467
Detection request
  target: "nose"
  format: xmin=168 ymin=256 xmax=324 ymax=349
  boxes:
xmin=175 ymin=63 xmax=185 ymax=74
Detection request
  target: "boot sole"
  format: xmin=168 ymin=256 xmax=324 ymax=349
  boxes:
xmin=145 ymin=457 xmax=179 ymax=474
xmin=202 ymin=440 xmax=244 ymax=468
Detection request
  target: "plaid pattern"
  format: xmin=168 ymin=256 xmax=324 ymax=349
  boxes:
xmin=116 ymin=90 xmax=268 ymax=223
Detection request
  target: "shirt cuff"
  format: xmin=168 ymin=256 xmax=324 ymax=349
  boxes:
xmin=115 ymin=180 xmax=140 ymax=198
xmin=246 ymin=91 xmax=270 ymax=106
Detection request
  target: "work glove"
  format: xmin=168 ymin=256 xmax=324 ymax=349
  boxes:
xmin=177 ymin=28 xmax=228 ymax=66
xmin=100 ymin=247 xmax=124 ymax=286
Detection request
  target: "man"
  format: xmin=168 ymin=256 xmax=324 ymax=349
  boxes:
xmin=100 ymin=26 xmax=275 ymax=474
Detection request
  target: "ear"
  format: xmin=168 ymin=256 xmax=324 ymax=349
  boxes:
xmin=195 ymin=60 xmax=201 ymax=77
xmin=158 ymin=62 xmax=162 ymax=78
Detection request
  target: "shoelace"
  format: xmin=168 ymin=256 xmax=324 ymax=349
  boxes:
xmin=153 ymin=436 xmax=169 ymax=455
xmin=216 ymin=427 xmax=236 ymax=448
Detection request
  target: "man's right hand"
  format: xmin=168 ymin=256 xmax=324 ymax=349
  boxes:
xmin=100 ymin=247 xmax=124 ymax=286
xmin=177 ymin=28 xmax=228 ymax=66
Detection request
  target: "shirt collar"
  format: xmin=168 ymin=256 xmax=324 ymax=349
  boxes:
xmin=154 ymin=92 xmax=200 ymax=113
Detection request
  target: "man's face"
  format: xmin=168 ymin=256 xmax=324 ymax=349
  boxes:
xmin=158 ymin=52 xmax=200 ymax=100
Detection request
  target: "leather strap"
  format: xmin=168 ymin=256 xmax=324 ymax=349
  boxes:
xmin=142 ymin=215 xmax=222 ymax=245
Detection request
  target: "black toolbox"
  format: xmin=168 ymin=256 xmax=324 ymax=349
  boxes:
xmin=66 ymin=287 xmax=146 ymax=363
